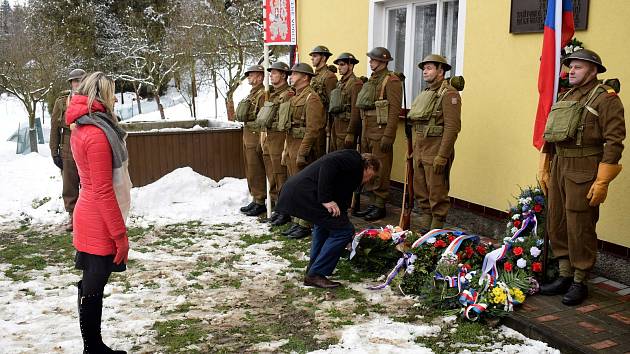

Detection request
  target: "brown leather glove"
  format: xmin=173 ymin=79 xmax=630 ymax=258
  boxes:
xmin=433 ymin=155 xmax=448 ymax=175
xmin=537 ymin=152 xmax=552 ymax=196
xmin=587 ymin=163 xmax=622 ymax=206
xmin=343 ymin=134 xmax=355 ymax=149
xmin=380 ymin=136 xmax=394 ymax=153
xmin=296 ymin=155 xmax=308 ymax=168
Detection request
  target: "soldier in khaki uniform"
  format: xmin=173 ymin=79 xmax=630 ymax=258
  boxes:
xmin=353 ymin=47 xmax=402 ymax=221
xmin=237 ymin=65 xmax=268 ymax=217
xmin=259 ymin=61 xmax=294 ymax=226
xmin=50 ymin=68 xmax=85 ymax=231
xmin=408 ymin=54 xmax=462 ymax=230
xmin=280 ymin=63 xmax=326 ymax=239
xmin=309 ymin=45 xmax=338 ymax=153
xmin=539 ymin=49 xmax=625 ymax=306
xmin=329 ymin=52 xmax=363 ymax=151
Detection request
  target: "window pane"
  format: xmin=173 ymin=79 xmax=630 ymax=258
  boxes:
xmin=441 ymin=0 xmax=459 ymax=76
xmin=387 ymin=7 xmax=407 ymax=74
xmin=412 ymin=4 xmax=437 ymax=97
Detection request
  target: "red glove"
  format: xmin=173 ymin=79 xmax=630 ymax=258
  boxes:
xmin=113 ymin=235 xmax=129 ymax=265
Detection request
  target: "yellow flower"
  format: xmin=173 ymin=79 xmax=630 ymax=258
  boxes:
xmin=511 ymin=288 xmax=525 ymax=303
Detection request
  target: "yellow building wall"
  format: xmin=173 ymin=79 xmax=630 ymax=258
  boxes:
xmin=297 ymin=0 xmax=630 ymax=247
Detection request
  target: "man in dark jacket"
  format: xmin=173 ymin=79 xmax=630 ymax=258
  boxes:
xmin=275 ymin=150 xmax=380 ymax=288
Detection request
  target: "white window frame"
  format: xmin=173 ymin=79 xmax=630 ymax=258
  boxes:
xmin=368 ymin=0 xmax=466 ymax=97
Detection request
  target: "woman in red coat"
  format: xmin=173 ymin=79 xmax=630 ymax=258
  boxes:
xmin=66 ymin=72 xmax=131 ymax=354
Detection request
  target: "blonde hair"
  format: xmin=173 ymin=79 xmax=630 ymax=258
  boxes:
xmin=77 ymin=72 xmax=117 ymax=121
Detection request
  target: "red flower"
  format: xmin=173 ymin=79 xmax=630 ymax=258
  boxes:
xmin=534 ymin=204 xmax=543 ymax=213
xmin=462 ymin=263 xmax=471 ymax=271
xmin=476 ymin=245 xmax=487 ymax=256
xmin=513 ymin=220 xmax=521 ymax=228
xmin=457 ymin=252 xmax=463 ymax=261
xmin=513 ymin=247 xmax=523 ymax=256
xmin=465 ymin=246 xmax=474 ymax=259
xmin=448 ymin=235 xmax=455 ymax=243
xmin=434 ymin=240 xmax=447 ymax=248
xmin=532 ymin=262 xmax=543 ymax=272
xmin=504 ymin=262 xmax=513 ymax=272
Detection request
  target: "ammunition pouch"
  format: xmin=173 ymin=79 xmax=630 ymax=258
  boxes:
xmin=374 ymin=99 xmax=389 ymax=125
xmin=356 ymin=80 xmax=377 ymax=110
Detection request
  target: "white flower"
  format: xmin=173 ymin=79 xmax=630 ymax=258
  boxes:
xmin=517 ymin=237 xmax=525 ymax=243
xmin=530 ymin=246 xmax=541 ymax=258
xmin=426 ymin=237 xmax=436 ymax=244
xmin=504 ymin=236 xmax=512 ymax=243
xmin=506 ymin=222 xmax=513 ymax=228
xmin=512 ymin=214 xmax=521 ymax=220
xmin=408 ymin=254 xmax=417 ymax=264
xmin=406 ymin=264 xmax=415 ymax=274
xmin=511 ymin=227 xmax=519 ymax=234
xmin=517 ymin=258 xmax=527 ymax=268
xmin=465 ymin=273 xmax=473 ymax=281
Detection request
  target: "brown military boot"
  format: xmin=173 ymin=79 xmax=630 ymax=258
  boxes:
xmin=65 ymin=214 xmax=74 ymax=232
xmin=418 ymin=214 xmax=432 ymax=232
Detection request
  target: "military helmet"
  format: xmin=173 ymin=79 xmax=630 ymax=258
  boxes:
xmin=67 ymin=68 xmax=86 ymax=82
xmin=267 ymin=61 xmax=290 ymax=73
xmin=366 ymin=47 xmax=393 ymax=62
xmin=333 ymin=52 xmax=359 ymax=65
xmin=309 ymin=45 xmax=332 ymax=57
xmin=562 ymin=49 xmax=606 ymax=73
xmin=244 ymin=64 xmax=265 ymax=77
xmin=289 ymin=62 xmax=315 ymax=76
xmin=418 ymin=54 xmax=451 ymax=72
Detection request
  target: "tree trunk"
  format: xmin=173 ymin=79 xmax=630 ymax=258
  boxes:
xmin=155 ymin=92 xmax=165 ymax=120
xmin=133 ymin=82 xmax=142 ymax=114
xmin=212 ymin=69 xmax=218 ymax=119
xmin=191 ymin=61 xmax=197 ymax=119
xmin=28 ymin=111 xmax=38 ymax=153
xmin=226 ymin=95 xmax=235 ymax=121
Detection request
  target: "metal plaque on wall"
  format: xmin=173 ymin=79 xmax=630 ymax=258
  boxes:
xmin=510 ymin=0 xmax=589 ymax=34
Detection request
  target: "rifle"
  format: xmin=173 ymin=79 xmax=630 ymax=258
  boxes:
xmin=398 ymin=73 xmax=414 ymax=230
xmin=350 ymin=127 xmax=362 ymax=213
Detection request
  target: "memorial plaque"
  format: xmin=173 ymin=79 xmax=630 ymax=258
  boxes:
xmin=510 ymin=0 xmax=589 ymax=34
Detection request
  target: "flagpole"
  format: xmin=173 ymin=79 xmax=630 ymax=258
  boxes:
xmin=262 ymin=1 xmax=272 ymax=219
xmin=553 ymin=0 xmax=563 ymax=104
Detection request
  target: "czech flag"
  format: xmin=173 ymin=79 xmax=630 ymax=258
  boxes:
xmin=533 ymin=0 xmax=575 ymax=150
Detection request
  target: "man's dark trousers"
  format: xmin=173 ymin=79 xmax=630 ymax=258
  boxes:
xmin=308 ymin=224 xmax=354 ymax=276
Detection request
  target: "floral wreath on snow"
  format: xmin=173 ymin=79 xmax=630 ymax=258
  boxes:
xmin=349 ymin=186 xmax=548 ymax=322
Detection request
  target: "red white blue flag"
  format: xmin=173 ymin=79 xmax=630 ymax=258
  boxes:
xmin=533 ymin=0 xmax=575 ymax=150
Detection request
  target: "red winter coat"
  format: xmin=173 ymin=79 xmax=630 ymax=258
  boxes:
xmin=66 ymin=95 xmax=127 ymax=256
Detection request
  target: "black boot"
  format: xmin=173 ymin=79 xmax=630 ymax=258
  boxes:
xmin=353 ymin=205 xmax=376 ymax=218
xmin=268 ymin=212 xmax=280 ymax=223
xmin=288 ymin=225 xmax=311 ymax=239
xmin=562 ymin=282 xmax=588 ymax=306
xmin=79 ymin=290 xmax=126 ymax=354
xmin=282 ymin=223 xmax=299 ymax=236
xmin=364 ymin=207 xmax=386 ymax=221
xmin=271 ymin=213 xmax=291 ymax=226
xmin=244 ymin=203 xmax=266 ymax=216
xmin=240 ymin=201 xmax=256 ymax=213
xmin=539 ymin=276 xmax=573 ymax=295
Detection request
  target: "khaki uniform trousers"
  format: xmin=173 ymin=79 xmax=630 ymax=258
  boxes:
xmin=413 ymin=135 xmax=451 ymax=221
xmin=60 ymin=131 xmax=79 ymax=213
xmin=362 ymin=115 xmax=393 ymax=206
xmin=547 ymin=154 xmax=600 ymax=271
xmin=332 ymin=118 xmax=351 ymax=152
xmin=243 ymin=126 xmax=267 ymax=204
xmin=262 ymin=130 xmax=287 ymax=203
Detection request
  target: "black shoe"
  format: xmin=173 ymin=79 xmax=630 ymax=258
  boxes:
xmin=288 ymin=225 xmax=311 ymax=239
xmin=282 ymin=223 xmax=299 ymax=236
xmin=539 ymin=276 xmax=573 ymax=295
xmin=363 ymin=207 xmax=386 ymax=221
xmin=268 ymin=212 xmax=280 ymax=223
xmin=271 ymin=213 xmax=291 ymax=226
xmin=353 ymin=204 xmax=376 ymax=217
xmin=79 ymin=290 xmax=126 ymax=354
xmin=240 ymin=201 xmax=256 ymax=213
xmin=562 ymin=282 xmax=588 ymax=306
xmin=244 ymin=203 xmax=266 ymax=216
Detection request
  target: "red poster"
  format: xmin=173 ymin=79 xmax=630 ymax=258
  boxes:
xmin=264 ymin=0 xmax=296 ymax=45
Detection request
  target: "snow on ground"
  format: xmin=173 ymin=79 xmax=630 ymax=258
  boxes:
xmin=0 ymin=93 xmax=561 ymax=353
